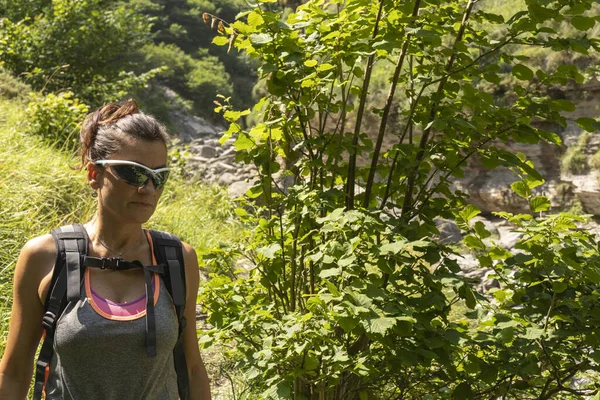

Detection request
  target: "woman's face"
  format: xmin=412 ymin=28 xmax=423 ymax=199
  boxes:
xmin=91 ymin=137 xmax=168 ymax=225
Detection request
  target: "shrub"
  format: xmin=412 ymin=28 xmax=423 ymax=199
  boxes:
xmin=26 ymin=91 xmax=89 ymax=151
xmin=561 ymin=132 xmax=590 ymax=175
xmin=0 ymin=69 xmax=31 ymax=100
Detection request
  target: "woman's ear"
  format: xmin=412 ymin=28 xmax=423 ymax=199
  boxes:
xmin=87 ymin=162 xmax=102 ymax=190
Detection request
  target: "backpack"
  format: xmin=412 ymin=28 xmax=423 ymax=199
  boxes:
xmin=32 ymin=223 xmax=190 ymax=400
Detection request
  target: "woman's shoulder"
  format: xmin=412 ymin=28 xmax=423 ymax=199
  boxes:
xmin=180 ymin=241 xmax=198 ymax=269
xmin=15 ymin=234 xmax=57 ymax=304
xmin=19 ymin=234 xmax=57 ymax=267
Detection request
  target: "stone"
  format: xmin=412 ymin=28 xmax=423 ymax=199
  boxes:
xmin=228 ymin=180 xmax=253 ymax=198
xmin=217 ymin=173 xmax=237 ymax=186
xmin=195 ymin=145 xmax=217 ymax=159
xmin=214 ymin=161 xmax=237 ymax=174
xmin=434 ymin=217 xmax=462 ymax=245
xmin=497 ymin=228 xmax=524 ymax=250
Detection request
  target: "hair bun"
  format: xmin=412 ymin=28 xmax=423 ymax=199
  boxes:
xmin=98 ymin=98 xmax=139 ymax=126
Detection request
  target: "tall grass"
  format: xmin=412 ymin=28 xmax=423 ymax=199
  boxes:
xmin=0 ymin=95 xmax=242 ymax=363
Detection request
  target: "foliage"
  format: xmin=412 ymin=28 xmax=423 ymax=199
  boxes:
xmin=130 ymin=0 xmax=258 ymax=117
xmin=589 ymin=149 xmax=600 ymax=170
xmin=0 ymin=0 xmax=159 ymax=106
xmin=198 ymin=0 xmax=600 ymax=398
xmin=138 ymin=43 xmax=234 ymax=115
xmin=0 ymin=69 xmax=32 ymax=101
xmin=26 ymin=91 xmax=90 ymax=151
xmin=561 ymin=132 xmax=590 ymax=175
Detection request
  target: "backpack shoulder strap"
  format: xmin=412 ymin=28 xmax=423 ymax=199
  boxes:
xmin=34 ymin=223 xmax=88 ymax=400
xmin=148 ymin=229 xmax=189 ymax=400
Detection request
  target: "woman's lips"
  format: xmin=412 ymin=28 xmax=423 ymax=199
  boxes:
xmin=131 ymin=202 xmax=153 ymax=208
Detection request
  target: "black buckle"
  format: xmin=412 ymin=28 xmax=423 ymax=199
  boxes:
xmin=42 ymin=311 xmax=56 ymax=331
xmin=101 ymin=257 xmax=124 ymax=270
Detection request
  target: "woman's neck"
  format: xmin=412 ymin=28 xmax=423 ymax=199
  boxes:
xmin=85 ymin=214 xmax=145 ymax=257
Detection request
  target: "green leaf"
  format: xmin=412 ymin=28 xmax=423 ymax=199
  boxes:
xmin=584 ymin=268 xmax=600 ymax=283
xmin=530 ymin=196 xmax=550 ymax=212
xmin=304 ymin=59 xmax=317 ymax=67
xmin=317 ymin=63 xmax=335 ymax=72
xmin=459 ymin=284 xmax=477 ymax=309
xmin=234 ymin=208 xmax=248 ymax=217
xmin=576 ymin=118 xmax=600 ymax=132
xmin=258 ymin=243 xmax=281 ymax=259
xmin=524 ymin=327 xmax=545 ymax=340
xmin=549 ymin=99 xmax=576 ymax=112
xmin=234 ymin=133 xmax=255 ymax=151
xmin=512 ymin=64 xmax=534 ymax=81
xmin=380 ymin=240 xmax=407 ymax=255
xmin=464 ymin=235 xmax=484 ymax=250
xmin=459 ymin=205 xmax=481 ymax=222
xmin=304 ymin=354 xmax=319 ymax=371
xmin=249 ymin=33 xmax=273 ymax=45
xmin=552 ymin=281 xmax=568 ymax=293
xmin=326 ymin=281 xmax=341 ymax=297
xmin=319 ymin=268 xmax=341 ymax=278
xmin=212 ymin=36 xmax=229 ymax=46
xmin=511 ymin=181 xmax=530 ymax=198
xmin=247 ymin=11 xmax=264 ymax=27
xmin=473 ymin=221 xmax=491 ymax=239
xmin=571 ymin=16 xmax=596 ymax=31
xmin=453 ymin=382 xmax=474 ymax=399
xmin=369 ymin=317 xmax=396 ymax=335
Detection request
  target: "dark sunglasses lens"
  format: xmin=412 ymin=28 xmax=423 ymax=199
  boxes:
xmin=111 ymin=165 xmax=169 ymax=189
xmin=153 ymin=170 xmax=170 ymax=189
xmin=111 ymin=165 xmax=150 ymax=187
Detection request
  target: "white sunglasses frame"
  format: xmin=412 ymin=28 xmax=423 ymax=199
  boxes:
xmin=94 ymin=159 xmax=171 ymax=188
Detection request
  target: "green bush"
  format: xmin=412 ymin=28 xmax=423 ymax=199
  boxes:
xmin=561 ymin=132 xmax=590 ymax=175
xmin=199 ymin=0 xmax=600 ymax=397
xmin=590 ymin=149 xmax=600 ymax=170
xmin=26 ymin=91 xmax=89 ymax=151
xmin=138 ymin=43 xmax=234 ymax=117
xmin=0 ymin=69 xmax=31 ymax=100
xmin=0 ymin=0 xmax=157 ymax=106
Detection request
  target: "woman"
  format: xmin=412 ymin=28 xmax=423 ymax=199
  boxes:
xmin=0 ymin=99 xmax=212 ymax=399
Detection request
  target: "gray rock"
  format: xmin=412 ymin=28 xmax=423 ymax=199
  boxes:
xmin=497 ymin=229 xmax=524 ymax=250
xmin=434 ymin=217 xmax=462 ymax=245
xmin=228 ymin=180 xmax=253 ymax=198
xmin=214 ymin=162 xmax=237 ymax=174
xmin=195 ymin=145 xmax=218 ymax=159
xmin=217 ymin=173 xmax=237 ymax=186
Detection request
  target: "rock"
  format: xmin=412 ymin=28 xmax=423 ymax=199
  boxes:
xmin=217 ymin=173 xmax=237 ymax=186
xmin=195 ymin=145 xmax=217 ymax=159
xmin=497 ymin=227 xmax=524 ymax=250
xmin=169 ymin=110 xmax=224 ymax=142
xmin=434 ymin=218 xmax=462 ymax=245
xmin=214 ymin=162 xmax=237 ymax=174
xmin=228 ymin=180 xmax=253 ymax=198
xmin=577 ymin=189 xmax=600 ymax=215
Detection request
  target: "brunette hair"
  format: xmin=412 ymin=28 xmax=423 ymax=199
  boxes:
xmin=78 ymin=98 xmax=170 ymax=168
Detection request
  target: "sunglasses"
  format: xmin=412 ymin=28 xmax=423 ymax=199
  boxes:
xmin=94 ymin=160 xmax=170 ymax=190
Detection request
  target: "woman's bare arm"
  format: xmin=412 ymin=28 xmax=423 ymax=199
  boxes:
xmin=181 ymin=242 xmax=212 ymax=400
xmin=0 ymin=235 xmax=55 ymax=399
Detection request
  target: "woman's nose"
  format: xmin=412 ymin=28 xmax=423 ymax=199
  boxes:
xmin=137 ymin=179 xmax=157 ymax=194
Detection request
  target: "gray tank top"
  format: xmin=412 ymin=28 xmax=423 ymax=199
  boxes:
xmin=44 ymin=270 xmax=179 ymax=400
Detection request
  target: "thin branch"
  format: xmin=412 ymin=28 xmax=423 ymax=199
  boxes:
xmin=363 ymin=0 xmax=422 ymax=208
xmin=400 ymin=0 xmax=477 ymax=219
xmin=346 ymin=0 xmax=386 ymax=210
